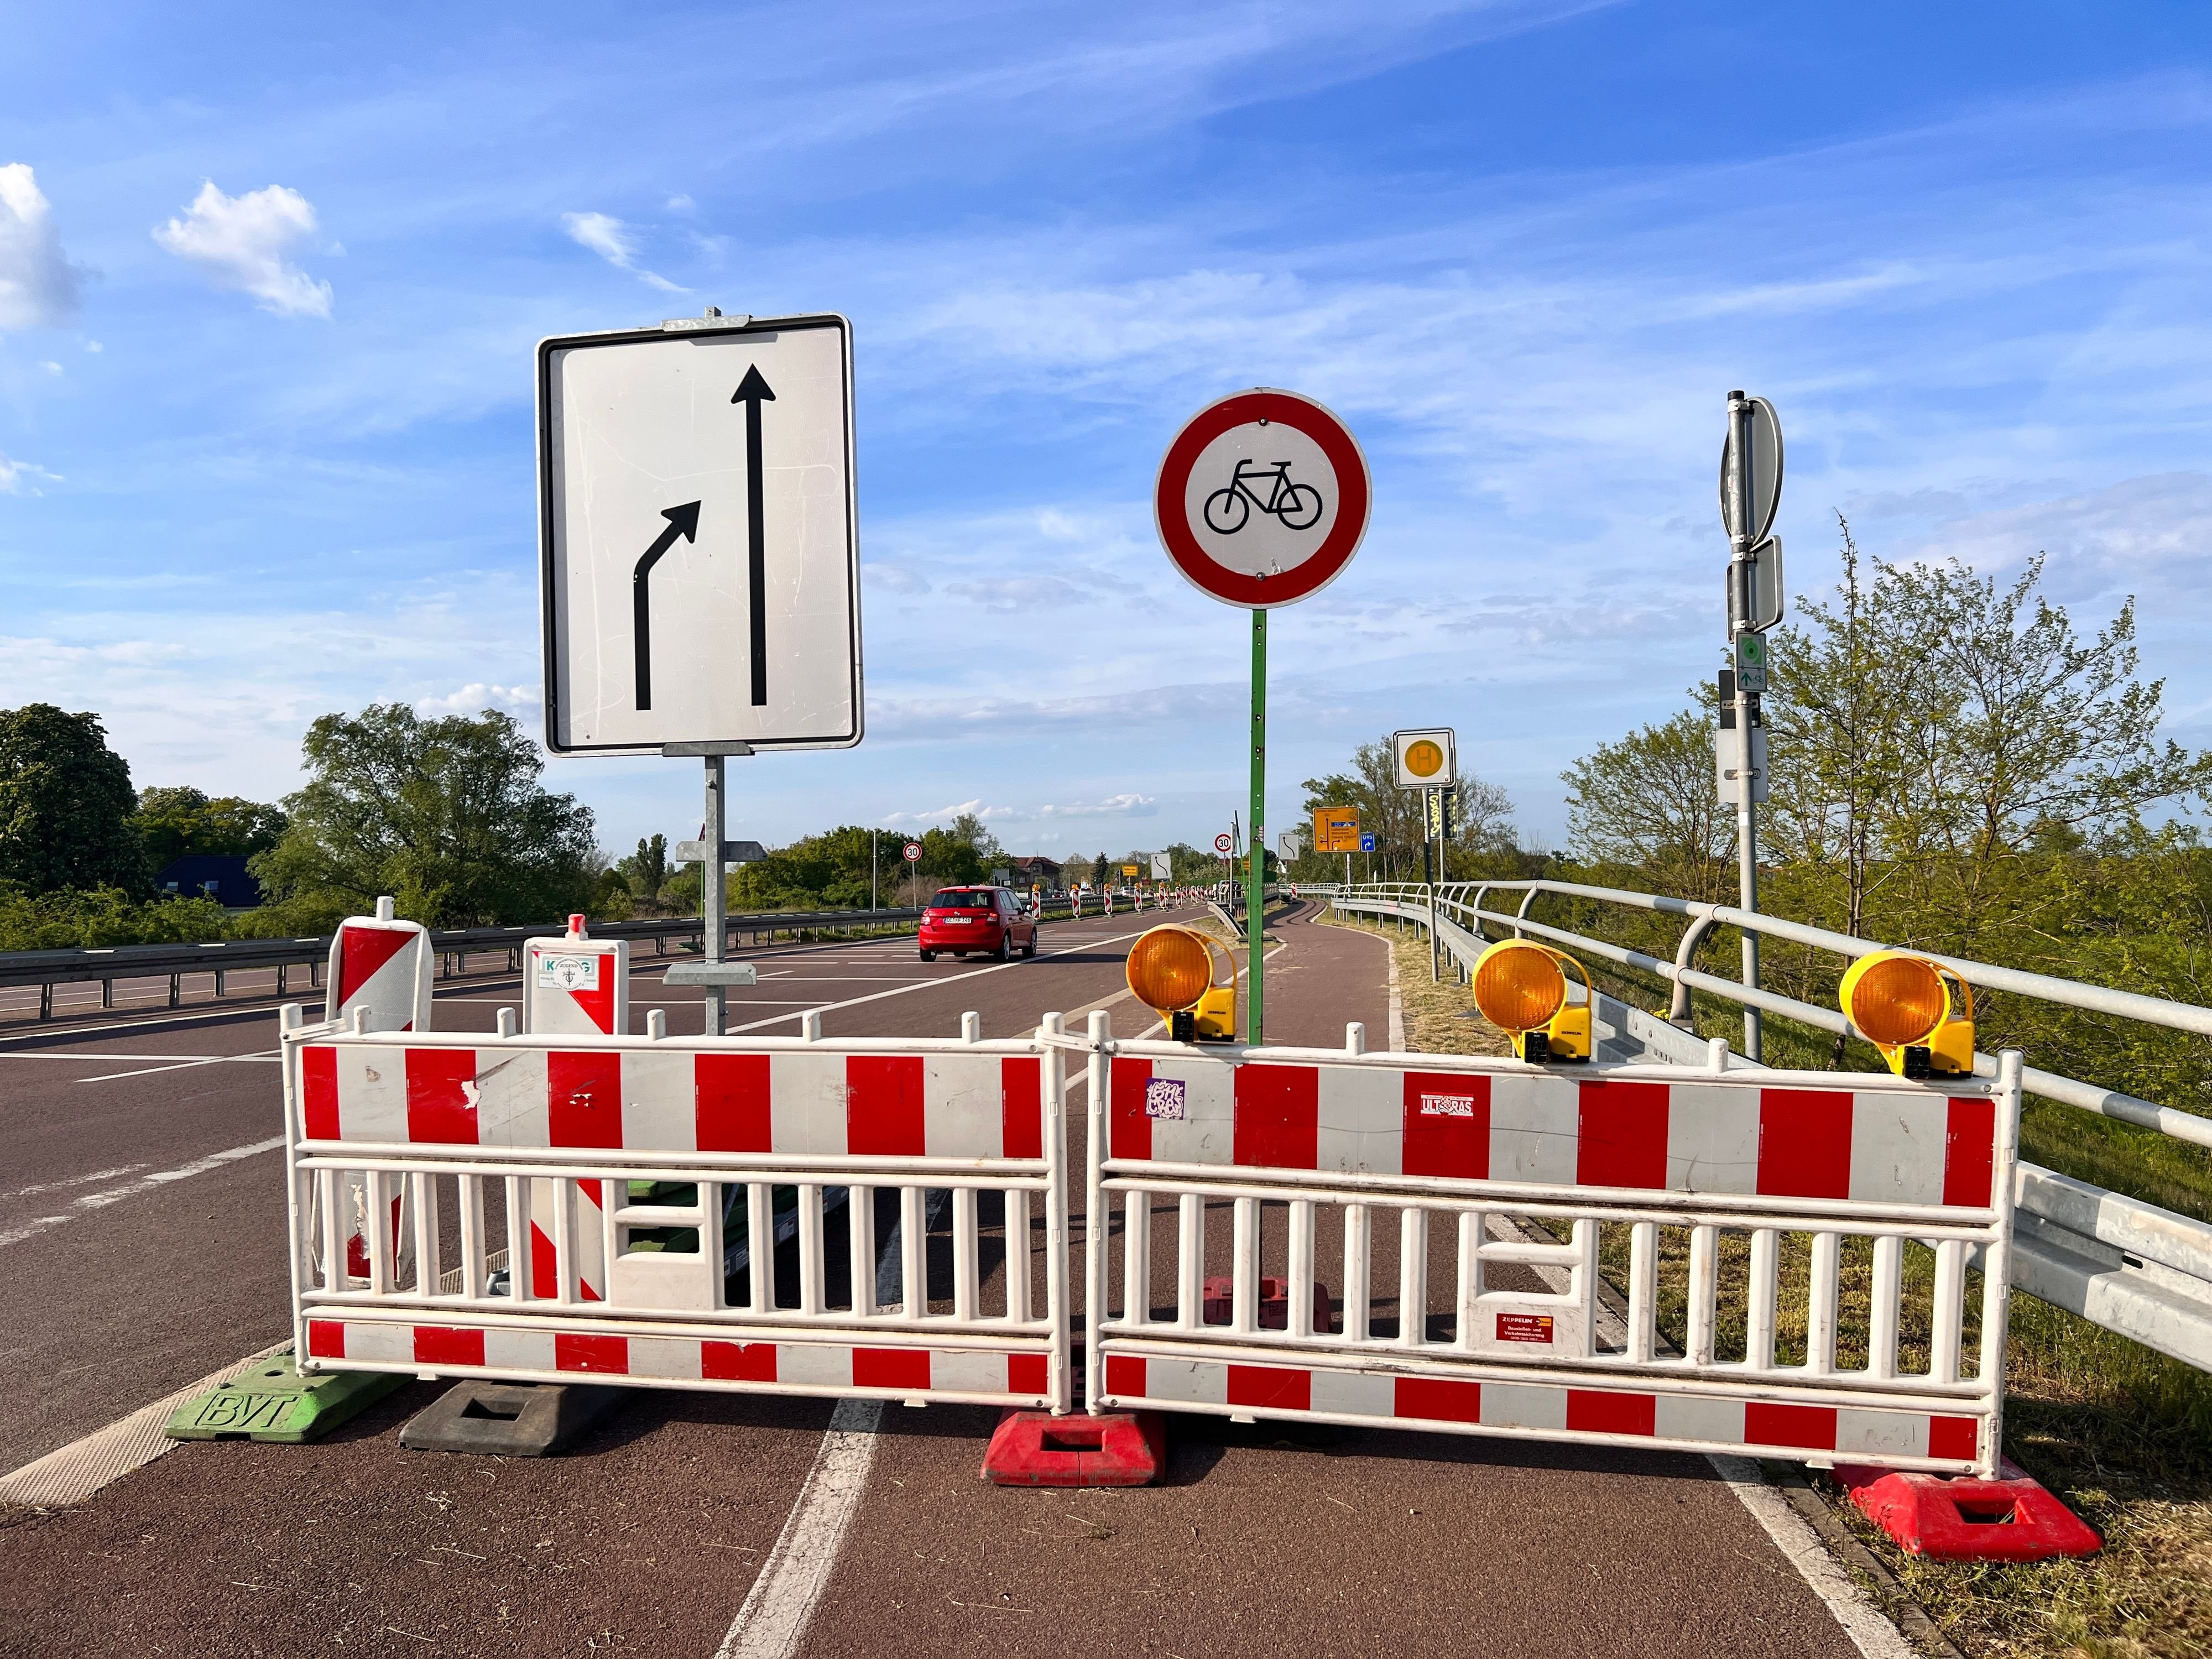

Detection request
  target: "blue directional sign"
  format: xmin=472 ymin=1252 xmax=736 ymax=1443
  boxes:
xmin=1359 ymin=833 xmax=1377 ymax=852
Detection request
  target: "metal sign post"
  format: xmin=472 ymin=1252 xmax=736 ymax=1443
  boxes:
xmin=1720 ymin=390 xmax=1783 ymax=1061
xmin=1155 ymin=388 xmax=1371 ymax=1047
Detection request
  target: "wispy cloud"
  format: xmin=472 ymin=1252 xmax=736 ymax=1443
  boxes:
xmin=0 ymin=450 xmax=60 ymax=494
xmin=561 ymin=211 xmax=686 ymax=293
xmin=0 ymin=164 xmax=81 ymax=330
xmin=152 ymin=182 xmax=332 ymax=316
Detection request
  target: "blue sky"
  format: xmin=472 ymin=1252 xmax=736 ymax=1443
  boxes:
xmin=3 ymin=1 xmax=2211 ymax=863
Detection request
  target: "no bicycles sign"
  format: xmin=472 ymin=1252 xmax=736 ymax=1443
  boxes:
xmin=1154 ymin=388 xmax=1371 ymax=608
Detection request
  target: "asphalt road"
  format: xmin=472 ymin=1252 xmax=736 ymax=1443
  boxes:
xmin=0 ymin=901 xmax=1861 ymax=1658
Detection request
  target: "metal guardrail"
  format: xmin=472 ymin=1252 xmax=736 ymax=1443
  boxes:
xmin=1326 ymin=883 xmax=2212 ymax=1375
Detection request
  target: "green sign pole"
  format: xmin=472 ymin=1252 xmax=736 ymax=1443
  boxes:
xmin=1248 ymin=606 xmax=1267 ymax=1046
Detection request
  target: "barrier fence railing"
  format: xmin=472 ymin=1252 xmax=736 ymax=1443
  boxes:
xmin=1320 ymin=880 xmax=2212 ymax=1375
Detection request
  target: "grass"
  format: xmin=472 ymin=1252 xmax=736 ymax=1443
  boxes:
xmin=1323 ymin=898 xmax=2212 ymax=1657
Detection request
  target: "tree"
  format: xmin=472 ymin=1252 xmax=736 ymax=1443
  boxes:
xmin=1559 ymin=709 xmax=1734 ymax=900
xmin=947 ymin=811 xmax=1004 ymax=865
xmin=1091 ymin=852 xmax=1110 ymax=890
xmin=0 ymin=704 xmax=147 ymax=895
xmin=133 ymin=786 xmax=289 ymax=871
xmin=252 ymin=704 xmax=599 ymax=929
xmin=618 ymin=833 xmax=672 ymax=910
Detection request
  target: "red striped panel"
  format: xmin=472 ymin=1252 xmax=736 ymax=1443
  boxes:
xmin=301 ymin=1045 xmax=339 ymax=1140
xmin=413 ymin=1326 xmax=486 ymax=1367
xmin=529 ymin=1221 xmax=559 ymax=1300
xmin=702 ymin=1340 xmax=778 ymax=1383
xmin=1006 ymin=1353 xmax=1050 ymax=1396
xmin=1943 ymin=1098 xmax=1997 ymax=1207
xmin=695 ymin=1053 xmax=772 ymax=1152
xmin=1394 ymin=1376 xmax=1481 ymax=1424
xmin=1566 ymin=1389 xmax=1656 ymax=1437
xmin=337 ymin=924 xmax=413 ymax=1008
xmin=548 ymin=1052 xmax=624 ymax=1149
xmin=404 ymin=1048 xmax=478 ymax=1144
xmin=1226 ymin=1363 xmax=1310 ymax=1412
xmin=306 ymin=1319 xmax=346 ymax=1359
xmin=853 ymin=1347 xmax=930 ymax=1391
xmin=1744 ymin=1401 xmax=1838 ymax=1451
xmin=1757 ymin=1088 xmax=1854 ymax=1199
xmin=1001 ymin=1057 xmax=1044 ymax=1159
xmin=846 ymin=1057 xmax=925 ymax=1156
xmin=1402 ymin=1071 xmax=1489 ymax=1180
xmin=1928 ymin=1413 xmax=1980 ymax=1462
xmin=1104 ymin=1354 xmax=1148 ymax=1397
xmin=1234 ymin=1065 xmax=1318 ymax=1169
xmin=1110 ymin=1057 xmax=1154 ymax=1161
xmin=1576 ymin=1079 xmax=1670 ymax=1188
xmin=555 ymin=1333 xmax=628 ymax=1375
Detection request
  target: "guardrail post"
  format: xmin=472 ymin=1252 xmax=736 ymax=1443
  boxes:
xmin=168 ymin=973 xmax=181 ymax=1008
xmin=1669 ymin=917 xmax=1718 ymax=1024
xmin=1514 ymin=888 xmax=1538 ymax=940
xmin=275 ymin=964 xmax=287 ymax=997
xmin=38 ymin=982 xmax=51 ymax=1020
xmin=214 ymin=968 xmax=226 ymax=999
xmin=101 ymin=978 xmax=113 ymax=1009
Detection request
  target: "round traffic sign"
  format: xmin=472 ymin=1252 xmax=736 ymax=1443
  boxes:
xmin=1155 ymin=389 xmax=1371 ymax=608
xmin=1214 ymin=833 xmax=1234 ymax=855
xmin=1404 ymin=739 xmax=1445 ymax=780
xmin=902 ymin=841 xmax=922 ymax=863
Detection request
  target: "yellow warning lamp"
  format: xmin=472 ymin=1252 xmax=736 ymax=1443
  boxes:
xmin=1128 ymin=925 xmax=1238 ymax=1042
xmin=1839 ymin=951 xmax=1975 ymax=1079
xmin=1470 ymin=940 xmax=1592 ymax=1063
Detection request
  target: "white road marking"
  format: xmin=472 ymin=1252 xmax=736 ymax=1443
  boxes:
xmin=4 ymin=1163 xmax=149 ymax=1199
xmin=77 ymin=1054 xmax=279 ymax=1083
xmin=1708 ymin=1456 xmax=1917 ymax=1657
xmin=0 ymin=1135 xmax=286 ymax=1249
xmin=714 ymin=1399 xmax=882 ymax=1659
xmin=0 ymin=1051 xmax=280 ymax=1063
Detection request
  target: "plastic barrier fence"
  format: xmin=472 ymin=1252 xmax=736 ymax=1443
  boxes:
xmin=1078 ymin=1014 xmax=2020 ymax=1478
xmin=284 ymin=1015 xmax=1072 ymax=1412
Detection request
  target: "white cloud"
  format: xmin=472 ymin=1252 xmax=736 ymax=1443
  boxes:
xmin=0 ymin=163 xmax=81 ymax=330
xmin=1039 ymin=792 xmax=1158 ymax=818
xmin=0 ymin=451 xmax=60 ymax=494
xmin=561 ymin=211 xmax=687 ymax=293
xmin=413 ymin=682 xmax=541 ymax=718
xmin=153 ymin=182 xmax=333 ymax=317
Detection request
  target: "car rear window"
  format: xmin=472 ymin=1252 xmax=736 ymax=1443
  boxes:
xmin=931 ymin=889 xmax=996 ymax=908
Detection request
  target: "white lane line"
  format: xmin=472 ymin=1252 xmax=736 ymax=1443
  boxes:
xmin=0 ymin=1051 xmax=281 ymax=1063
xmin=0 ymin=1135 xmax=286 ymax=1249
xmin=1708 ymin=1456 xmax=1917 ymax=1657
xmin=726 ymin=927 xmax=1150 ymax=1036
xmin=4 ymin=1163 xmax=150 ymax=1199
xmin=715 ymin=1399 xmax=881 ymax=1659
xmin=77 ymin=1053 xmax=279 ymax=1083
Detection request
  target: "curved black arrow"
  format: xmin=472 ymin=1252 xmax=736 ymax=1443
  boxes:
xmin=732 ymin=364 xmax=775 ymax=707
xmin=633 ymin=500 xmax=701 ymax=710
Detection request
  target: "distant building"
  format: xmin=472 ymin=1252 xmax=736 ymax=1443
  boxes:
xmin=154 ymin=854 xmax=264 ymax=907
xmin=1006 ymin=855 xmax=1062 ymax=888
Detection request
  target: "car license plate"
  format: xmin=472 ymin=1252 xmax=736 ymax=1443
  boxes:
xmin=948 ymin=917 xmax=971 ymax=925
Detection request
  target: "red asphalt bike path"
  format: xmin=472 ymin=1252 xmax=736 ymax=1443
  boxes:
xmin=0 ymin=904 xmax=1860 ymax=1658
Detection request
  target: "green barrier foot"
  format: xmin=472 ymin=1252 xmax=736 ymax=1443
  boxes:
xmin=166 ymin=1350 xmax=404 ymax=1443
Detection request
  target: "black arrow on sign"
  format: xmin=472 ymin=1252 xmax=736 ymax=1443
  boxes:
xmin=732 ymin=364 xmax=775 ymax=707
xmin=633 ymin=501 xmax=701 ymax=711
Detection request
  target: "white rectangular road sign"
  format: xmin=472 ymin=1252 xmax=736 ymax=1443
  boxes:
xmin=538 ymin=312 xmax=861 ymax=754
xmin=1391 ymin=728 xmax=1457 ymax=790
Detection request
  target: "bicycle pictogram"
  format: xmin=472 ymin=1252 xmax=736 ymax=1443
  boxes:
xmin=1203 ymin=459 xmax=1325 ymax=535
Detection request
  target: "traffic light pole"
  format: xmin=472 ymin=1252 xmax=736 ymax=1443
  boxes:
xmin=1248 ymin=607 xmax=1267 ymax=1047
xmin=1726 ymin=390 xmax=1764 ymax=1062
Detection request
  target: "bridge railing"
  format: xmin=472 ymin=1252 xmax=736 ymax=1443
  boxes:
xmin=1319 ymin=880 xmax=2212 ymax=1376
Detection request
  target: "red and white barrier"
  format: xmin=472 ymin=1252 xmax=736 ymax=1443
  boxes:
xmin=523 ymin=914 xmax=628 ymax=1037
xmin=325 ymin=898 xmax=431 ymax=1033
xmin=1081 ymin=1014 xmax=2021 ymax=1479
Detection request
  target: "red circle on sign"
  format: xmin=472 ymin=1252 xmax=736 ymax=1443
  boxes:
xmin=1214 ymin=833 xmax=1234 ymax=854
xmin=902 ymin=842 xmax=922 ymax=862
xmin=1154 ymin=388 xmax=1371 ymax=608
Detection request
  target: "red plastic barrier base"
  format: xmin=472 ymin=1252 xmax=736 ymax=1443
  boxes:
xmin=1201 ymin=1274 xmax=1332 ymax=1332
xmin=1835 ymin=1460 xmax=2101 ymax=1561
xmin=980 ymin=1408 xmax=1166 ymax=1487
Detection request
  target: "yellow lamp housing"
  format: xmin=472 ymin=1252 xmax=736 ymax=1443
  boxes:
xmin=1127 ymin=925 xmax=1238 ymax=1043
xmin=1470 ymin=939 xmax=1593 ymax=1064
xmin=1839 ymin=950 xmax=1975 ymax=1079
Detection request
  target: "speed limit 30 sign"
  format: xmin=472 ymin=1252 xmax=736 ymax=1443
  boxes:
xmin=902 ymin=841 xmax=922 ymax=863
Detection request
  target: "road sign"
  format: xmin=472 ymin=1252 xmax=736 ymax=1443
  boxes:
xmin=1214 ymin=833 xmax=1234 ymax=855
xmin=1278 ymin=830 xmax=1306 ymax=859
xmin=1734 ymin=631 xmax=1769 ymax=694
xmin=902 ymin=841 xmax=922 ymax=863
xmin=1392 ymin=728 xmax=1457 ymax=790
xmin=1359 ymin=833 xmax=1377 ymax=853
xmin=1741 ymin=534 xmax=1785 ymax=631
xmin=538 ymin=312 xmax=860 ymax=754
xmin=1720 ymin=394 xmax=1783 ymax=546
xmin=1313 ymin=806 xmax=1361 ymax=853
xmin=1121 ymin=864 xmax=1140 ymax=878
xmin=1150 ymin=852 xmax=1172 ymax=880
xmin=1154 ymin=388 xmax=1371 ymax=609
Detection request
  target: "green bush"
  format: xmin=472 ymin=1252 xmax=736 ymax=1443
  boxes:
xmin=0 ymin=884 xmax=234 ymax=951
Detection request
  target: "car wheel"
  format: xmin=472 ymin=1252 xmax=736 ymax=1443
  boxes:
xmin=1023 ymin=932 xmax=1039 ymax=958
xmin=919 ymin=949 xmax=936 ymax=962
xmin=996 ymin=933 xmax=1012 ymax=963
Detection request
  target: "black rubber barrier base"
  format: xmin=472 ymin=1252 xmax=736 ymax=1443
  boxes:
xmin=398 ymin=1380 xmax=625 ymax=1457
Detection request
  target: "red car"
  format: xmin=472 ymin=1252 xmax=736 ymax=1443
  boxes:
xmin=919 ymin=885 xmax=1037 ymax=962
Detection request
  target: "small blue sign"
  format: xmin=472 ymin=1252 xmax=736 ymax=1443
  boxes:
xmin=1359 ymin=833 xmax=1377 ymax=852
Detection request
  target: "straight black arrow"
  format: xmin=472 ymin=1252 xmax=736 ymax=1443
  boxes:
xmin=633 ymin=500 xmax=701 ymax=710
xmin=732 ymin=364 xmax=775 ymax=707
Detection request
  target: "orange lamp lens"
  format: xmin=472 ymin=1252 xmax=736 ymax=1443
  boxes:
xmin=1473 ymin=945 xmax=1567 ymax=1033
xmin=1127 ymin=927 xmax=1215 ymax=1012
xmin=1848 ymin=955 xmax=1948 ymax=1047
